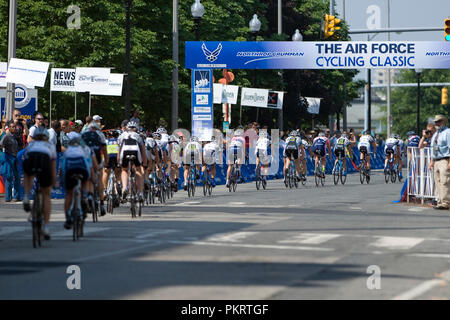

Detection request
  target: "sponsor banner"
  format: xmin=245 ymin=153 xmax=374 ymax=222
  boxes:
xmin=1 ymin=84 xmax=38 ymax=120
xmin=267 ymin=91 xmax=284 ymax=109
xmin=191 ymin=69 xmax=213 ymax=141
xmin=50 ymin=68 xmax=76 ymax=92
xmin=0 ymin=62 xmax=7 ymax=87
xmin=186 ymin=41 xmax=450 ymax=69
xmin=213 ymin=83 xmax=239 ymax=104
xmin=241 ymin=87 xmax=269 ymax=108
xmin=75 ymin=67 xmax=110 ymax=93
xmin=306 ymin=97 xmax=321 ymax=114
xmin=91 ymin=73 xmax=124 ymax=96
xmin=6 ymin=58 xmax=50 ymax=88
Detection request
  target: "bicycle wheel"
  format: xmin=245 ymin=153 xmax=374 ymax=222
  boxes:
xmin=255 ymin=166 xmax=261 ymax=190
xmin=72 ymin=204 xmax=79 ymax=242
xmin=138 ymin=199 xmax=142 ymax=217
xmin=320 ymin=168 xmax=325 ymax=186
xmin=232 ymin=178 xmax=237 ymax=192
xmin=262 ymin=178 xmax=267 ymax=190
xmin=359 ymin=167 xmax=365 ymax=184
xmin=340 ymin=166 xmax=347 ymax=185
xmin=208 ymin=179 xmax=213 ymax=196
xmin=333 ymin=164 xmax=339 ymax=185
xmin=203 ymin=175 xmax=208 ymax=196
xmin=391 ymin=168 xmax=397 ymax=183
xmin=92 ymin=192 xmax=98 ymax=223
xmin=384 ymin=167 xmax=390 ymax=183
xmin=314 ymin=165 xmax=320 ymax=187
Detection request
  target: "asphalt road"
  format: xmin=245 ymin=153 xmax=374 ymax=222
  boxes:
xmin=1 ymin=171 xmax=449 ymax=300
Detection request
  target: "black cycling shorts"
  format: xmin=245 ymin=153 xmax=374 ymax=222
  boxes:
xmin=65 ymin=168 xmax=89 ymax=190
xmin=334 ymin=148 xmax=345 ymax=159
xmin=285 ymin=148 xmax=299 ymax=160
xmin=385 ymin=148 xmax=395 ymax=155
xmin=359 ymin=146 xmax=368 ymax=154
xmin=23 ymin=152 xmax=52 ymax=188
xmin=312 ymin=146 xmax=325 ymax=157
xmin=122 ymin=151 xmax=141 ymax=168
xmin=106 ymin=155 xmax=118 ymax=169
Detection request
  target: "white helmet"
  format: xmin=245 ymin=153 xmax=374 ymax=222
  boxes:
xmin=32 ymin=127 xmax=49 ymax=140
xmin=68 ymin=132 xmax=82 ymax=145
xmin=318 ymin=132 xmax=326 ymax=137
xmin=156 ymin=127 xmax=167 ymax=134
xmin=169 ymin=135 xmax=179 ymax=143
xmin=127 ymin=121 xmax=138 ymax=129
xmin=190 ymin=136 xmax=199 ymax=143
xmin=234 ymin=129 xmax=244 ymax=137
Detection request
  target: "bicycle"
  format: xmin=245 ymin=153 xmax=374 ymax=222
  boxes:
xmin=384 ymin=155 xmax=397 ymax=183
xmin=30 ymin=177 xmax=44 ymax=248
xmin=228 ymin=153 xmax=240 ymax=193
xmin=90 ymin=177 xmax=100 ymax=223
xmin=187 ymin=154 xmax=197 ymax=197
xmin=359 ymin=151 xmax=371 ymax=184
xmin=314 ymin=153 xmax=326 ymax=187
xmin=333 ymin=153 xmax=347 ymax=185
xmin=285 ymin=154 xmax=299 ymax=189
xmin=105 ymin=169 xmax=120 ymax=214
xmin=202 ymin=165 xmax=214 ymax=196
xmin=69 ymin=174 xmax=85 ymax=241
xmin=255 ymin=162 xmax=267 ymax=191
xmin=297 ymin=160 xmax=307 ymax=186
xmin=126 ymin=155 xmax=142 ymax=218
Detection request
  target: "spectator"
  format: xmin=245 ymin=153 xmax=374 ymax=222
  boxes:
xmin=74 ymin=120 xmax=83 ymax=133
xmin=48 ymin=120 xmax=61 ymax=147
xmin=82 ymin=116 xmax=93 ymax=132
xmin=376 ymin=134 xmax=384 ymax=147
xmin=27 ymin=112 xmax=45 ymax=143
xmin=428 ymin=115 xmax=450 ymax=210
xmin=130 ymin=110 xmax=141 ymax=128
xmin=43 ymin=116 xmax=49 ymax=129
xmin=0 ymin=119 xmax=6 ymax=139
xmin=0 ymin=121 xmax=21 ymax=202
xmin=59 ymin=119 xmax=71 ymax=152
xmin=12 ymin=109 xmax=28 ymax=151
xmin=419 ymin=123 xmax=437 ymax=149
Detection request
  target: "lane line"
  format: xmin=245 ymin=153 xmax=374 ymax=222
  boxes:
xmin=278 ymin=233 xmax=341 ymax=245
xmin=136 ymin=229 xmax=178 ymax=239
xmin=167 ymin=240 xmax=334 ymax=252
xmin=206 ymin=231 xmax=258 ymax=242
xmin=408 ymin=253 xmax=450 ymax=259
xmin=392 ymin=279 xmax=447 ymax=300
xmin=369 ymin=236 xmax=424 ymax=250
xmin=52 ymin=227 xmax=111 ymax=237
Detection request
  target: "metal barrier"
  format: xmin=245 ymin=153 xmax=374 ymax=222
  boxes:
xmin=407 ymin=147 xmax=436 ymax=204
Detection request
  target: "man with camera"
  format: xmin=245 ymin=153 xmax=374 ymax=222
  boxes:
xmin=419 ymin=123 xmax=437 ymax=149
xmin=12 ymin=109 xmax=28 ymax=151
xmin=428 ymin=115 xmax=450 ymax=210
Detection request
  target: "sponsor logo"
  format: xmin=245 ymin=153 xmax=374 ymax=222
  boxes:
xmin=196 ymin=94 xmax=209 ymax=105
xmin=202 ymin=43 xmax=222 ymax=62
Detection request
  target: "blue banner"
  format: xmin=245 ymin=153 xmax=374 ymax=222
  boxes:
xmin=186 ymin=41 xmax=450 ymax=70
xmin=0 ymin=85 xmax=38 ymax=121
xmin=191 ymin=69 xmax=213 ymax=141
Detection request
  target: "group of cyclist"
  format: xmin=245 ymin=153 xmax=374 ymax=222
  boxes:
xmin=17 ymin=112 xmax=419 ymax=240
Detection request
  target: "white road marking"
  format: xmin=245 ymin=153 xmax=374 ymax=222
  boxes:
xmin=369 ymin=236 xmax=424 ymax=250
xmin=168 ymin=240 xmax=334 ymax=252
xmin=135 ymin=229 xmax=178 ymax=239
xmin=409 ymin=253 xmax=450 ymax=259
xmin=408 ymin=207 xmax=424 ymax=212
xmin=349 ymin=207 xmax=362 ymax=210
xmin=0 ymin=226 xmax=28 ymax=236
xmin=229 ymin=202 xmax=247 ymax=205
xmin=206 ymin=231 xmax=258 ymax=242
xmin=52 ymin=227 xmax=110 ymax=237
xmin=278 ymin=233 xmax=341 ymax=245
xmin=392 ymin=279 xmax=447 ymax=300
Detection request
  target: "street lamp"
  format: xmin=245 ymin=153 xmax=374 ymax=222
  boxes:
xmin=249 ymin=14 xmax=261 ymax=122
xmin=415 ymin=68 xmax=423 ymax=135
xmin=292 ymin=29 xmax=303 ymax=41
xmin=191 ymin=0 xmax=205 ymax=41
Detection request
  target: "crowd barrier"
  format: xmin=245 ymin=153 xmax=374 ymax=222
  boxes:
xmin=5 ymin=145 xmax=388 ymax=199
xmin=406 ymin=147 xmax=436 ymax=204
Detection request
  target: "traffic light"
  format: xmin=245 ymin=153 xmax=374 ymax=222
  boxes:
xmin=324 ymin=14 xmax=341 ymax=39
xmin=442 ymin=87 xmax=448 ymax=105
xmin=445 ymin=19 xmax=450 ymax=41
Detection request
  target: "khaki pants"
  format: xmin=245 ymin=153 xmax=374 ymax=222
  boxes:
xmin=434 ymin=159 xmax=450 ymax=207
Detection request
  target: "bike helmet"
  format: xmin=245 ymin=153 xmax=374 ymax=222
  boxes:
xmin=190 ymin=136 xmax=199 ymax=143
xmin=152 ymin=132 xmax=161 ymax=139
xmin=156 ymin=127 xmax=167 ymax=134
xmin=169 ymin=135 xmax=179 ymax=143
xmin=67 ymin=132 xmax=82 ymax=145
xmin=318 ymin=132 xmax=326 ymax=137
xmin=234 ymin=128 xmax=244 ymax=136
xmin=335 ymin=130 xmax=342 ymax=136
xmin=32 ymin=126 xmax=49 ymax=140
xmin=88 ymin=121 xmax=101 ymax=130
xmin=259 ymin=130 xmax=268 ymax=138
xmin=342 ymin=133 xmax=348 ymax=139
xmin=393 ymin=133 xmax=401 ymax=139
xmin=127 ymin=121 xmax=138 ymax=129
xmin=210 ymin=135 xmax=217 ymax=142
xmin=406 ymin=131 xmax=416 ymax=136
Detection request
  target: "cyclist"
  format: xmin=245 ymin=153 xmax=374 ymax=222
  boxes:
xmin=384 ymin=134 xmax=399 ymax=173
xmin=283 ymin=130 xmax=303 ymax=183
xmin=358 ymin=130 xmax=377 ymax=175
xmin=311 ymin=132 xmax=331 ymax=177
xmin=118 ymin=121 xmax=147 ymax=202
xmin=226 ymin=127 xmax=246 ymax=188
xmin=103 ymin=130 xmax=121 ymax=200
xmin=299 ymin=130 xmax=311 ymax=181
xmin=394 ymin=133 xmax=404 ymax=180
xmin=202 ymin=135 xmax=220 ymax=188
xmin=168 ymin=134 xmax=182 ymax=191
xmin=332 ymin=130 xmax=351 ymax=176
xmin=62 ymin=132 xmax=93 ymax=230
xmin=22 ymin=127 xmax=57 ymax=240
xmin=183 ymin=136 xmax=202 ymax=191
xmin=255 ymin=129 xmax=271 ymax=183
xmin=145 ymin=131 xmax=161 ymax=188
xmin=81 ymin=121 xmax=107 ymax=216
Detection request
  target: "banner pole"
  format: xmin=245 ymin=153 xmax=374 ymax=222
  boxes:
xmin=74 ymin=91 xmax=77 ymax=120
xmin=49 ymin=89 xmax=52 ymax=125
xmin=88 ymin=92 xmax=91 ymax=117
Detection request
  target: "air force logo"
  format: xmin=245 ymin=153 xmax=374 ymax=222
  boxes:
xmin=202 ymin=43 xmax=222 ymax=62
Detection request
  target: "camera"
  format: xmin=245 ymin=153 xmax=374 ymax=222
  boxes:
xmin=425 ymin=130 xmax=431 ymax=135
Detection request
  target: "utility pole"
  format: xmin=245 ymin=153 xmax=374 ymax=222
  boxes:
xmin=342 ymin=0 xmax=347 ymax=132
xmin=6 ymin=0 xmax=17 ymax=121
xmin=277 ymin=0 xmax=283 ymax=130
xmin=124 ymin=0 xmax=132 ymax=120
xmin=172 ymin=0 xmax=179 ymax=131
xmin=386 ymin=0 xmax=391 ymax=137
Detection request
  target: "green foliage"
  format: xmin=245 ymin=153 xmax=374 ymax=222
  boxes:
xmin=0 ymin=0 xmax=362 ymax=130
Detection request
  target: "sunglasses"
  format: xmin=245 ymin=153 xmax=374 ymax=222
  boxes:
xmin=36 ymin=118 xmax=44 ymax=120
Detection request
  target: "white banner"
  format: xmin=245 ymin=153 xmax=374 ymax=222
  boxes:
xmin=306 ymin=97 xmax=321 ymax=114
xmin=0 ymin=62 xmax=7 ymax=87
xmin=5 ymin=58 xmax=50 ymax=88
xmin=240 ymin=87 xmax=269 ymax=108
xmin=213 ymin=83 xmax=239 ymax=104
xmin=75 ymin=67 xmax=110 ymax=93
xmin=91 ymin=73 xmax=124 ymax=96
xmin=50 ymin=68 xmax=76 ymax=92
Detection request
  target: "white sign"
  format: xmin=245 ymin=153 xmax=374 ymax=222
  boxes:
xmin=91 ymin=73 xmax=124 ymax=96
xmin=51 ymin=68 xmax=76 ymax=92
xmin=196 ymin=94 xmax=209 ymax=105
xmin=75 ymin=67 xmax=110 ymax=93
xmin=306 ymin=97 xmax=321 ymax=114
xmin=6 ymin=58 xmax=50 ymax=88
xmin=194 ymin=107 xmax=211 ymax=113
xmin=193 ymin=114 xmax=212 ymax=121
xmin=240 ymin=87 xmax=269 ymax=108
xmin=213 ymin=83 xmax=239 ymax=104
xmin=0 ymin=62 xmax=7 ymax=87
